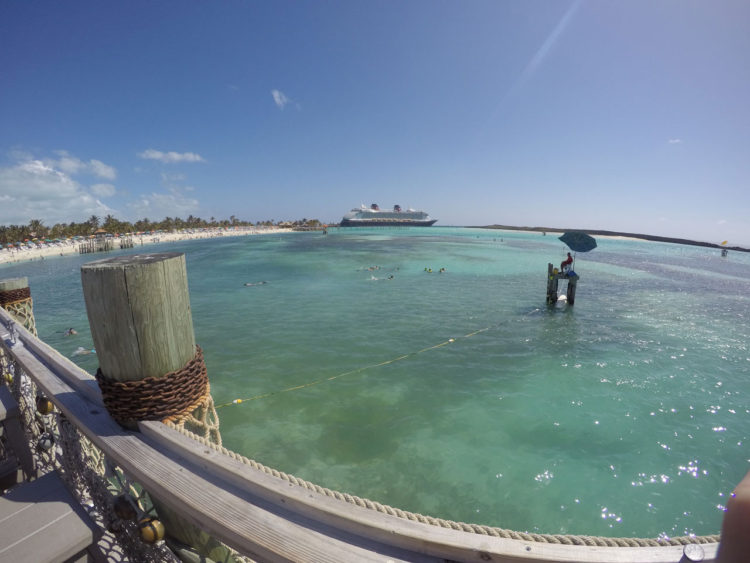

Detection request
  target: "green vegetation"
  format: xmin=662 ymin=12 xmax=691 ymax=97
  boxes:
xmin=0 ymin=215 xmax=323 ymax=245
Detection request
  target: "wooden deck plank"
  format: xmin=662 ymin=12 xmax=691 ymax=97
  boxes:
xmin=0 ymin=471 xmax=98 ymax=563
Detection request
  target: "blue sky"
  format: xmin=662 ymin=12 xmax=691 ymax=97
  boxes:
xmin=1 ymin=1 xmax=748 ymax=244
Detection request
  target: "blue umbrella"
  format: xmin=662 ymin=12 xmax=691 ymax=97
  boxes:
xmin=559 ymin=231 xmax=597 ymax=253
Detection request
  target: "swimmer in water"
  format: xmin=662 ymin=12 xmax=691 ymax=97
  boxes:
xmin=72 ymin=346 xmax=95 ymax=356
xmin=64 ymin=327 xmax=77 ymax=336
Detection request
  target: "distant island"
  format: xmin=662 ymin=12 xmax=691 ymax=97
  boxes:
xmin=478 ymin=225 xmax=749 ymax=253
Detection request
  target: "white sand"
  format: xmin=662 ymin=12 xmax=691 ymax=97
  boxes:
xmin=0 ymin=227 xmax=289 ymax=266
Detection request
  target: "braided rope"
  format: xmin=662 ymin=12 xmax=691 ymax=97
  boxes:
xmin=162 ymin=382 xmax=222 ymax=447
xmin=0 ymin=287 xmax=31 ymax=306
xmin=96 ymin=347 xmax=208 ymax=424
xmin=163 ymin=422 xmax=719 ymax=548
xmin=0 ymin=296 xmax=37 ymax=336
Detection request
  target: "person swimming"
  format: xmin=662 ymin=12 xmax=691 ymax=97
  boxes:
xmin=64 ymin=327 xmax=77 ymax=336
xmin=72 ymin=346 xmax=95 ymax=356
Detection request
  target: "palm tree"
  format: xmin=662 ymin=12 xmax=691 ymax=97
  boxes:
xmin=102 ymin=214 xmax=118 ymax=233
xmin=28 ymin=219 xmax=46 ymax=239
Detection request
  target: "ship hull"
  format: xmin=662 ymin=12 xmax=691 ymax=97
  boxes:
xmin=340 ymin=218 xmax=437 ymax=227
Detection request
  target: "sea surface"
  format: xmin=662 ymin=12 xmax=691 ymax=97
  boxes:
xmin=2 ymin=227 xmax=749 ymax=539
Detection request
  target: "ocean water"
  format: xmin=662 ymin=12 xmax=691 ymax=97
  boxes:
xmin=2 ymin=227 xmax=749 ymax=539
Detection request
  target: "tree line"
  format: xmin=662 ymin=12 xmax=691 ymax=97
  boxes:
xmin=0 ymin=215 xmax=322 ymax=245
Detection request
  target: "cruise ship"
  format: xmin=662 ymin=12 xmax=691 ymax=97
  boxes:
xmin=340 ymin=204 xmax=437 ymax=227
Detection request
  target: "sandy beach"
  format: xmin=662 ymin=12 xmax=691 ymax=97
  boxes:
xmin=0 ymin=226 xmax=288 ymax=266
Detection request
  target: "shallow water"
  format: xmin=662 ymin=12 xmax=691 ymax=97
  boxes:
xmin=3 ymin=227 xmax=749 ymax=538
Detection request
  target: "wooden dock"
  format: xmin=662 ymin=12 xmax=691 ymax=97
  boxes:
xmin=78 ymin=238 xmax=113 ymax=254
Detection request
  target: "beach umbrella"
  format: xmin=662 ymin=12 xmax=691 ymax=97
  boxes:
xmin=559 ymin=231 xmax=597 ymax=253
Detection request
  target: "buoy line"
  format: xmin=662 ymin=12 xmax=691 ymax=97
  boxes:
xmin=215 ymin=308 xmax=542 ymax=409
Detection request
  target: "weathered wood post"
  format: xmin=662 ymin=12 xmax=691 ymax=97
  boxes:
xmin=0 ymin=277 xmax=37 ymax=335
xmin=566 ymin=274 xmax=578 ymax=305
xmin=81 ymin=253 xmax=228 ymax=560
xmin=80 ymin=254 xmax=195 ymax=391
xmin=546 ymin=264 xmax=559 ymax=305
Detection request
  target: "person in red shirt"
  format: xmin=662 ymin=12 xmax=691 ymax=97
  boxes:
xmin=560 ymin=252 xmax=573 ymax=273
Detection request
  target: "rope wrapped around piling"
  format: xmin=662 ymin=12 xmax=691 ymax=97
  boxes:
xmin=96 ymin=346 xmax=208 ymax=424
xmin=0 ymin=287 xmax=31 ymax=307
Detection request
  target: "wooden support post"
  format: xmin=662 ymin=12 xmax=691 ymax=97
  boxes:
xmin=546 ymin=263 xmax=559 ymax=305
xmin=80 ymin=253 xmax=231 ymax=561
xmin=566 ymin=275 xmax=578 ymax=305
xmin=0 ymin=277 xmax=36 ymax=335
xmin=0 ymin=277 xmax=29 ymax=296
xmin=80 ymin=253 xmax=195 ymax=382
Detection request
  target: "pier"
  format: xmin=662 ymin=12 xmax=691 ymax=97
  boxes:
xmin=0 ymin=260 xmax=720 ymax=562
xmin=78 ymin=237 xmax=114 ymax=254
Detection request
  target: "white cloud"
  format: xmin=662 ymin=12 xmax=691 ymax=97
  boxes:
xmin=90 ymin=159 xmax=117 ymax=180
xmin=161 ymin=172 xmax=186 ymax=183
xmin=0 ymin=156 xmax=116 ymax=225
xmin=271 ymin=89 xmax=300 ymax=110
xmin=53 ymin=154 xmax=86 ymax=175
xmin=668 ymin=139 xmax=682 ymax=144
xmin=138 ymin=149 xmax=205 ymax=163
xmin=128 ymin=187 xmax=199 ymax=220
xmin=91 ymin=183 xmax=117 ymax=197
xmin=272 ymin=89 xmax=290 ymax=109
xmin=43 ymin=151 xmax=117 ymax=179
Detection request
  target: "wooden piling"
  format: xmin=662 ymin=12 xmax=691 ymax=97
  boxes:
xmin=546 ymin=264 xmax=559 ymax=305
xmin=0 ymin=277 xmax=29 ymax=294
xmin=0 ymin=277 xmax=37 ymax=334
xmin=566 ymin=275 xmax=578 ymax=305
xmin=80 ymin=253 xmax=229 ymax=560
xmin=80 ymin=253 xmax=195 ymax=382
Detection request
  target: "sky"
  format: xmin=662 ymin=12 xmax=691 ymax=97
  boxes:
xmin=1 ymin=1 xmax=749 ymax=244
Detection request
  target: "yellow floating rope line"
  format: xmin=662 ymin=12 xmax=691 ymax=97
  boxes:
xmin=216 ymin=309 xmax=539 ymax=409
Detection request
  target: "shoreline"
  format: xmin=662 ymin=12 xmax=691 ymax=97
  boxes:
xmin=3 ymin=224 xmax=746 ymax=266
xmin=0 ymin=226 xmax=289 ymax=266
xmin=477 ymin=225 xmax=749 ymax=252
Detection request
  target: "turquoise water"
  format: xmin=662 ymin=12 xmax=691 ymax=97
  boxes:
xmin=3 ymin=227 xmax=749 ymax=539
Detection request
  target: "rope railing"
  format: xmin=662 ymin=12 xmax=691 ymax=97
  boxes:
xmin=162 ymin=420 xmax=720 ymax=549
